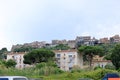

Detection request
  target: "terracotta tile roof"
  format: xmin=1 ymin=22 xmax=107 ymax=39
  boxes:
xmin=7 ymin=52 xmax=27 ymax=55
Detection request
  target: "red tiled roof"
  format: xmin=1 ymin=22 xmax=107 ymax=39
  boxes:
xmin=92 ymin=60 xmax=111 ymax=62
xmin=7 ymin=52 xmax=27 ymax=55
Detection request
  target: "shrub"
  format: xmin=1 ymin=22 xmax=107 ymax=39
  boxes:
xmin=94 ymin=65 xmax=102 ymax=70
xmin=71 ymin=65 xmax=82 ymax=73
xmin=105 ymin=63 xmax=115 ymax=70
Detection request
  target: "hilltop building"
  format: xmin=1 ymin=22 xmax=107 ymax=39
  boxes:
xmin=110 ymin=35 xmax=120 ymax=43
xmin=75 ymin=36 xmax=98 ymax=47
xmin=67 ymin=40 xmax=76 ymax=49
xmin=11 ymin=41 xmax=46 ymax=51
xmin=52 ymin=39 xmax=67 ymax=45
xmin=99 ymin=37 xmax=109 ymax=44
xmin=24 ymin=41 xmax=46 ymax=48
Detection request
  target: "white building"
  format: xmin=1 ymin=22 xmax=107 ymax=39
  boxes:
xmin=92 ymin=60 xmax=112 ymax=68
xmin=7 ymin=52 xmax=31 ymax=69
xmin=53 ymin=49 xmax=83 ymax=71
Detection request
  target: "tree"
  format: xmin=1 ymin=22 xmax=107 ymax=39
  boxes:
xmin=104 ymin=53 xmax=112 ymax=60
xmin=13 ymin=46 xmax=36 ymax=52
xmin=49 ymin=44 xmax=70 ymax=50
xmin=96 ymin=43 xmax=116 ymax=60
xmin=4 ymin=59 xmax=16 ymax=68
xmin=78 ymin=46 xmax=103 ymax=67
xmin=23 ymin=48 xmax=55 ymax=64
xmin=36 ymin=61 xmax=57 ymax=69
xmin=1 ymin=48 xmax=7 ymax=52
xmin=0 ymin=47 xmax=8 ymax=60
xmin=111 ymin=44 xmax=120 ymax=70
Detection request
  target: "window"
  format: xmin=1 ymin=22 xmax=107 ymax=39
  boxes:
xmin=69 ymin=55 xmax=72 ymax=57
xmin=69 ymin=58 xmax=72 ymax=62
xmin=19 ymin=58 xmax=22 ymax=64
xmin=24 ymin=65 xmax=26 ymax=68
xmin=69 ymin=67 xmax=72 ymax=70
xmin=13 ymin=78 xmax=27 ymax=80
xmin=12 ymin=56 xmax=15 ymax=59
xmin=57 ymin=54 xmax=60 ymax=57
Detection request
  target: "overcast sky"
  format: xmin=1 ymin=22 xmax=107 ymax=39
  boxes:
xmin=0 ymin=0 xmax=120 ymax=50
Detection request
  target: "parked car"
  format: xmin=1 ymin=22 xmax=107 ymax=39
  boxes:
xmin=102 ymin=73 xmax=119 ymax=80
xmin=0 ymin=76 xmax=28 ymax=80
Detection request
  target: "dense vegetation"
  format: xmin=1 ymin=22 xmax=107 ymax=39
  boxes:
xmin=0 ymin=48 xmax=7 ymax=59
xmin=23 ymin=48 xmax=55 ymax=64
xmin=78 ymin=45 xmax=104 ymax=66
xmin=13 ymin=44 xmax=70 ymax=52
xmin=111 ymin=44 xmax=120 ymax=70
xmin=50 ymin=44 xmax=70 ymax=50
xmin=13 ymin=46 xmax=36 ymax=52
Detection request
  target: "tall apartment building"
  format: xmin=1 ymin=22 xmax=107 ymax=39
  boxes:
xmin=7 ymin=52 xmax=31 ymax=69
xmin=53 ymin=49 xmax=83 ymax=71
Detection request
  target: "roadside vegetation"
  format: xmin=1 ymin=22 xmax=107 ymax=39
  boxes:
xmin=0 ymin=65 xmax=119 ymax=80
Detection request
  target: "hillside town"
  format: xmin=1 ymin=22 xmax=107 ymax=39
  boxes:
xmin=6 ymin=34 xmax=120 ymax=71
xmin=11 ymin=34 xmax=120 ymax=51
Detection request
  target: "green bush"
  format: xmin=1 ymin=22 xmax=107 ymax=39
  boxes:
xmin=94 ymin=65 xmax=102 ymax=70
xmin=35 ymin=62 xmax=63 ymax=76
xmin=71 ymin=65 xmax=82 ymax=73
xmin=105 ymin=63 xmax=115 ymax=70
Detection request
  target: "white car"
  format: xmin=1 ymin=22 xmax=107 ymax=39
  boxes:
xmin=0 ymin=76 xmax=28 ymax=80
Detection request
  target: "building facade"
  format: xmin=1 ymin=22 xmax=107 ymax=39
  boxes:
xmin=53 ymin=49 xmax=83 ymax=71
xmin=67 ymin=40 xmax=76 ymax=49
xmin=92 ymin=60 xmax=112 ymax=68
xmin=99 ymin=37 xmax=109 ymax=44
xmin=7 ymin=52 xmax=31 ymax=69
xmin=110 ymin=35 xmax=120 ymax=43
xmin=75 ymin=36 xmax=92 ymax=46
xmin=92 ymin=55 xmax=112 ymax=68
xmin=52 ymin=39 xmax=67 ymax=45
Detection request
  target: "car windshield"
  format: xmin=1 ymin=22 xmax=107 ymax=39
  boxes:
xmin=13 ymin=78 xmax=27 ymax=80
